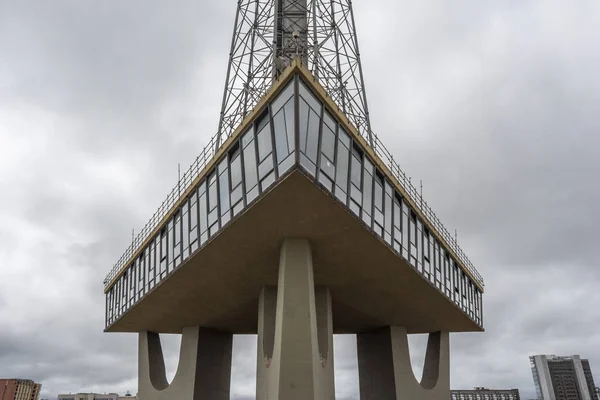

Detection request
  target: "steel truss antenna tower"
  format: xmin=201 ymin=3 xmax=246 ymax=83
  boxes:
xmin=216 ymin=0 xmax=373 ymax=150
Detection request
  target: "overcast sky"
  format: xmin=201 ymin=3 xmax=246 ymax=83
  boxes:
xmin=1 ymin=0 xmax=599 ymax=399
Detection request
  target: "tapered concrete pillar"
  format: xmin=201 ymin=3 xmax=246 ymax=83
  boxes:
xmin=357 ymin=327 xmax=449 ymax=400
xmin=138 ymin=327 xmax=233 ymax=400
xmin=256 ymin=238 xmax=335 ymax=400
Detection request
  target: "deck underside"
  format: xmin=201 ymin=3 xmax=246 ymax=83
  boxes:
xmin=106 ymin=170 xmax=482 ymax=335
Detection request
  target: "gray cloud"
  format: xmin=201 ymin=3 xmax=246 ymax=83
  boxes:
xmin=1 ymin=0 xmax=599 ymax=399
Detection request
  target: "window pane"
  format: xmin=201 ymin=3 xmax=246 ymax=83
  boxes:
xmin=374 ymin=178 xmax=383 ymax=211
xmin=284 ymin=99 xmax=295 ymax=153
xmin=244 ymin=138 xmax=258 ymax=191
xmin=271 ymin=80 xmax=294 ymax=113
xmin=335 ymin=141 xmax=349 ymax=192
xmin=273 ymin=105 xmax=290 ymax=163
xmin=384 ymin=190 xmax=392 ymax=234
xmin=208 ymin=172 xmax=218 ymax=211
xmin=230 ymin=154 xmax=242 ymax=189
xmin=257 ymin=123 xmax=272 ymax=162
xmin=299 ymin=81 xmax=321 ymax=113
xmin=199 ymin=192 xmax=208 ymax=233
xmin=321 ymin=126 xmax=335 ymax=162
xmin=299 ymin=99 xmax=309 ymax=154
xmin=219 ymin=166 xmax=230 ymax=216
xmin=362 ymin=166 xmax=373 ymax=216
xmin=323 ymin=110 xmax=336 ymax=132
xmin=242 ymin=128 xmax=254 ymax=148
xmin=351 ymin=153 xmax=362 ymax=187
xmin=189 ymin=194 xmax=198 ymax=229
xmin=305 ymin=109 xmax=320 ymax=163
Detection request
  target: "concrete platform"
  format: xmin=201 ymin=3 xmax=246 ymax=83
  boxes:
xmin=106 ymin=169 xmax=482 ymax=335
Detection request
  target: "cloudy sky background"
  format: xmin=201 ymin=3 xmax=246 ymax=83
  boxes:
xmin=1 ymin=0 xmax=599 ymax=399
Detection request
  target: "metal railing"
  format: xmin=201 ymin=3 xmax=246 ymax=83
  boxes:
xmin=103 ymin=99 xmax=484 ymax=291
xmin=370 ymin=133 xmax=484 ymax=287
xmin=103 ymin=133 xmax=221 ymax=289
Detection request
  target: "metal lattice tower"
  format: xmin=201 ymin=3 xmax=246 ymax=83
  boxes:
xmin=216 ymin=0 xmax=373 ymax=149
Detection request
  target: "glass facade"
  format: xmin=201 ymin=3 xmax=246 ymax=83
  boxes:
xmin=105 ymin=75 xmax=484 ymax=330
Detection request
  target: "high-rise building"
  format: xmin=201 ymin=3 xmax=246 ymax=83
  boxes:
xmin=451 ymin=387 xmax=521 ymax=400
xmin=0 ymin=379 xmax=42 ymax=400
xmin=102 ymin=1 xmax=485 ymax=399
xmin=530 ymin=355 xmax=597 ymax=400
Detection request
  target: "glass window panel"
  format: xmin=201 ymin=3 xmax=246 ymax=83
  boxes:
xmin=174 ymin=214 xmax=181 ymax=246
xmin=257 ymin=123 xmax=272 ymax=162
xmin=233 ymin=201 xmax=244 ymax=216
xmin=231 ymin=185 xmax=243 ymax=206
xmin=299 ymin=81 xmax=321 ymax=113
xmin=416 ymin=221 xmax=422 ymax=267
xmin=182 ymin=210 xmax=189 ymax=258
xmin=318 ymin=174 xmax=334 ymax=192
xmin=393 ymin=200 xmax=401 ymax=228
xmin=278 ymin=153 xmax=295 ymax=175
xmin=208 ymin=172 xmax=218 ymax=212
xmin=261 ymin=171 xmax=276 ymax=191
xmin=362 ymin=167 xmax=372 ymax=217
xmin=244 ymin=138 xmax=258 ymax=191
xmin=160 ymin=229 xmax=167 ymax=261
xmin=305 ymin=109 xmax=320 ymax=163
xmin=335 ymin=141 xmax=350 ymax=192
xmin=402 ymin=207 xmax=409 ymax=258
xmin=242 ymin=128 xmax=254 ymax=148
xmin=247 ymin=186 xmax=259 ymax=204
xmin=219 ymin=167 xmax=230 ymax=216
xmin=230 ymin=154 xmax=242 ymax=189
xmin=321 ymin=126 xmax=336 ymax=162
xmin=256 ymin=111 xmax=269 ymax=132
xmin=208 ymin=209 xmax=219 ymax=227
xmin=300 ymin=154 xmax=316 ymax=176
xmin=350 ymin=183 xmax=362 ymax=204
xmin=441 ymin=252 xmax=447 ymax=285
xmin=273 ymin=106 xmax=290 ymax=163
xmin=351 ymin=152 xmax=362 ymax=187
xmin=364 ymin=157 xmax=373 ymax=176
xmin=271 ymin=80 xmax=294 ymax=113
xmin=199 ymin=192 xmax=208 ymax=233
xmin=190 ymin=194 xmax=198 ymax=229
xmin=284 ymin=99 xmax=295 ymax=154
xmin=423 ymin=231 xmax=430 ymax=261
xmin=350 ymin=201 xmax=361 ymax=216
xmin=323 ymin=110 xmax=336 ymax=132
xmin=258 ymin=155 xmax=274 ymax=179
xmin=384 ymin=191 xmax=392 ymax=234
xmin=374 ymin=177 xmax=383 ymax=212
xmin=320 ymin=156 xmax=335 ymax=180
xmin=339 ymin=128 xmax=350 ymax=147
xmin=299 ymin=98 xmax=309 ymax=154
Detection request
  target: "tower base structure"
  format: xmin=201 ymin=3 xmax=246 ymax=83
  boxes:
xmin=357 ymin=328 xmax=450 ymax=400
xmin=256 ymin=238 xmax=335 ymax=400
xmin=138 ymin=328 xmax=233 ymax=400
xmin=136 ymin=239 xmax=450 ymax=400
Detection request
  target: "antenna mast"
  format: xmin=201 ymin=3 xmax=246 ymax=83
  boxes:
xmin=216 ymin=0 xmax=373 ymax=150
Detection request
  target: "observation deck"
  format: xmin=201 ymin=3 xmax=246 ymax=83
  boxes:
xmin=103 ymin=60 xmax=484 ymax=334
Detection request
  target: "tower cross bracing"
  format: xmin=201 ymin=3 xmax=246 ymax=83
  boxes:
xmin=217 ymin=0 xmax=373 ymax=149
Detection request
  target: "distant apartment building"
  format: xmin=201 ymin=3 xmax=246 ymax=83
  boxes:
xmin=530 ymin=354 xmax=597 ymax=400
xmin=451 ymin=387 xmax=521 ymax=400
xmin=0 ymin=379 xmax=42 ymax=400
xmin=57 ymin=393 xmax=136 ymax=400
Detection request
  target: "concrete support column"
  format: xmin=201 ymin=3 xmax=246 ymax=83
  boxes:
xmin=138 ymin=327 xmax=233 ymax=400
xmin=357 ymin=327 xmax=449 ymax=400
xmin=256 ymin=238 xmax=335 ymax=400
